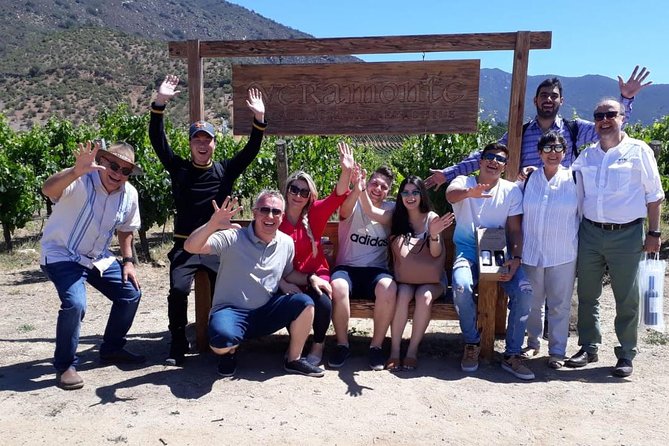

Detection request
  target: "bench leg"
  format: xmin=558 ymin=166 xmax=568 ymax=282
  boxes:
xmin=477 ymin=281 xmax=498 ymax=361
xmin=194 ymin=270 xmax=212 ymax=353
xmin=495 ymin=283 xmax=508 ymax=337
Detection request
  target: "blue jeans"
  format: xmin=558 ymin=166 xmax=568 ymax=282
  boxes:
xmin=41 ymin=260 xmax=142 ymax=372
xmin=208 ymin=293 xmax=313 ymax=349
xmin=451 ymin=255 xmax=532 ymax=356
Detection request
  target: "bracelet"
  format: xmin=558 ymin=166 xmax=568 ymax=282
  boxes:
xmin=429 ymin=234 xmax=440 ymax=242
xmin=122 ymin=257 xmax=135 ymax=264
xmin=512 ymin=255 xmax=522 ymax=261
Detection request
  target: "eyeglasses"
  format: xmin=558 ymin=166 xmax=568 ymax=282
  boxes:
xmin=593 ymin=111 xmax=623 ymax=121
xmin=481 ymin=153 xmax=508 ymax=164
xmin=400 ymin=190 xmax=421 ymax=198
xmin=254 ymin=206 xmax=283 ymax=217
xmin=288 ymin=184 xmax=311 ymax=198
xmin=100 ymin=156 xmax=133 ymax=176
xmin=540 ymin=144 xmax=565 ymax=153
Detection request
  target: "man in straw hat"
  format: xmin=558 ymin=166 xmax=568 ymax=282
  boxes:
xmin=40 ymin=141 xmax=144 ymax=390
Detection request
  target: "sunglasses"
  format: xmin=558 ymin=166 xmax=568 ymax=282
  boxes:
xmin=481 ymin=153 xmax=508 ymax=164
xmin=540 ymin=144 xmax=565 ymax=153
xmin=100 ymin=156 xmax=133 ymax=176
xmin=255 ymin=206 xmax=283 ymax=217
xmin=288 ymin=184 xmax=311 ymax=198
xmin=593 ymin=111 xmax=622 ymax=121
xmin=400 ymin=190 xmax=421 ymax=198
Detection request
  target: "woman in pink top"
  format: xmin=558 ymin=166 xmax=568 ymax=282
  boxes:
xmin=279 ymin=142 xmax=354 ymax=365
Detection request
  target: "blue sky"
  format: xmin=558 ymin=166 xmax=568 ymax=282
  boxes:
xmin=228 ymin=0 xmax=669 ymax=84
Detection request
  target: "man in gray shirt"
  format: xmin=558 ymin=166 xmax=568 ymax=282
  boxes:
xmin=184 ymin=190 xmax=324 ymax=377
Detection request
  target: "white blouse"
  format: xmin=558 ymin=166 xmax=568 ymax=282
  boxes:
xmin=521 ymin=166 xmax=579 ymax=268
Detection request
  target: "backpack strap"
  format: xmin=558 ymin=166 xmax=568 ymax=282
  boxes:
xmin=563 ymin=119 xmax=580 ymax=161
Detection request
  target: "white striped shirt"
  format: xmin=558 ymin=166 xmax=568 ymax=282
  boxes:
xmin=521 ymin=166 xmax=579 ymax=267
xmin=40 ymin=171 xmax=141 ymax=272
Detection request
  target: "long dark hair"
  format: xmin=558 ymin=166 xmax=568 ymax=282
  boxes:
xmin=390 ymin=175 xmax=432 ymax=237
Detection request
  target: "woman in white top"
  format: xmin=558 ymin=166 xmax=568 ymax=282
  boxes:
xmin=359 ymin=174 xmax=454 ymax=370
xmin=520 ymin=132 xmax=580 ymax=369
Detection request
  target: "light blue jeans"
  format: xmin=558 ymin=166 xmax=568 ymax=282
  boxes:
xmin=41 ymin=260 xmax=142 ymax=372
xmin=452 ymin=255 xmax=533 ymax=356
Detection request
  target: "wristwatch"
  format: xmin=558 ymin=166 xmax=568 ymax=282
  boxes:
xmin=647 ymin=230 xmax=662 ymax=238
xmin=122 ymin=257 xmax=135 ymax=264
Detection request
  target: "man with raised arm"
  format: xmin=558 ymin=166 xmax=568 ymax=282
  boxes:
xmin=149 ymin=75 xmax=267 ymax=365
xmin=446 ymin=142 xmax=534 ymax=380
xmin=41 ymin=141 xmax=144 ymax=390
xmin=328 ymin=165 xmax=397 ymax=371
xmin=565 ymin=98 xmax=663 ymax=377
xmin=425 ymin=67 xmax=651 ymax=188
xmin=184 ymin=191 xmax=325 ymax=378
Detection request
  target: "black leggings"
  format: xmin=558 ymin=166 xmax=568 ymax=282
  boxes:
xmin=307 ymin=287 xmax=332 ymax=343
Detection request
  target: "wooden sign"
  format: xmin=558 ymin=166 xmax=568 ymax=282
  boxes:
xmin=232 ymin=60 xmax=480 ymax=135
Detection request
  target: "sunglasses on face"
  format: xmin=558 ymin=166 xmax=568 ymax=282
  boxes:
xmin=400 ymin=190 xmax=421 ymax=198
xmin=540 ymin=144 xmax=565 ymax=153
xmin=481 ymin=153 xmax=508 ymax=164
xmin=288 ymin=184 xmax=311 ymax=198
xmin=100 ymin=156 xmax=133 ymax=176
xmin=593 ymin=111 xmax=622 ymax=121
xmin=255 ymin=206 xmax=283 ymax=217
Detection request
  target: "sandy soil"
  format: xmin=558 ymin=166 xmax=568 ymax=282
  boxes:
xmin=1 ymin=253 xmax=668 ymax=445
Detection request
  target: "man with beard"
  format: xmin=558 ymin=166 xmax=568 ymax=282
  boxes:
xmin=424 ymin=66 xmax=651 ymax=187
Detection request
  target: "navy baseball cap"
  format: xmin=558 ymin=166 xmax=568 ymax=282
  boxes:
xmin=189 ymin=121 xmax=216 ymax=140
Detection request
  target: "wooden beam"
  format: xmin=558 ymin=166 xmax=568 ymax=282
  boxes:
xmin=505 ymin=31 xmax=531 ymax=180
xmin=187 ymin=39 xmax=204 ymax=122
xmin=169 ymin=32 xmax=551 ymax=58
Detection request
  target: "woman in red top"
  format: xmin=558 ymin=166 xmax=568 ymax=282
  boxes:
xmin=279 ymin=142 xmax=354 ymax=366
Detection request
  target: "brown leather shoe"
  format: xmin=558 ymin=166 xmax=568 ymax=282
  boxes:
xmin=57 ymin=367 xmax=84 ymax=390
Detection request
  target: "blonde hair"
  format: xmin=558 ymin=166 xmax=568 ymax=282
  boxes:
xmin=285 ymin=171 xmax=319 ymax=258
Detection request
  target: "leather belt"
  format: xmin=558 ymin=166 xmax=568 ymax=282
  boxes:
xmin=584 ymin=217 xmax=643 ymax=231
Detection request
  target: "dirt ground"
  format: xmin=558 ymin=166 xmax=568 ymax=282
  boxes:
xmin=1 ymin=248 xmax=669 ymax=445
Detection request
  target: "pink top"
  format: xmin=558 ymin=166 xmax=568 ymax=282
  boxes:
xmin=279 ymin=188 xmax=349 ymax=281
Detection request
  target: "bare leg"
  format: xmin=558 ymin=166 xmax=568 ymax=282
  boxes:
xmin=405 ymin=284 xmax=441 ymax=359
xmin=287 ymin=306 xmax=315 ymax=361
xmin=331 ymin=278 xmax=351 ymax=345
xmin=371 ymin=278 xmax=397 ymax=348
xmin=390 ymin=284 xmax=414 ymax=358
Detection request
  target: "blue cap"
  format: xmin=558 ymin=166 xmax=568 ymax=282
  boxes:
xmin=188 ymin=121 xmax=216 ymax=139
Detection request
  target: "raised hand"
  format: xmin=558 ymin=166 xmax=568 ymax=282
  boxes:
xmin=155 ymin=75 xmax=180 ymax=105
xmin=354 ymin=165 xmax=367 ymax=193
xmin=338 ymin=142 xmax=355 ymax=171
xmin=210 ymin=196 xmax=243 ymax=229
xmin=73 ymin=141 xmax=105 ymax=177
xmin=246 ymin=88 xmax=265 ymax=122
xmin=468 ymin=183 xmax=493 ymax=199
xmin=424 ymin=168 xmax=447 ymax=191
xmin=619 ymin=66 xmax=652 ymax=99
xmin=429 ymin=212 xmax=455 ymax=238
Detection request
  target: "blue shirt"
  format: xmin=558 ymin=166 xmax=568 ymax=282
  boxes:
xmin=442 ymin=97 xmax=634 ymax=182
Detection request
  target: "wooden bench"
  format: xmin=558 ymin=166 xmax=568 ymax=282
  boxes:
xmin=193 ymin=221 xmax=508 ymax=361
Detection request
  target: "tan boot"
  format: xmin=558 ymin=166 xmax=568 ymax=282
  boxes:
xmin=57 ymin=367 xmax=84 ymax=390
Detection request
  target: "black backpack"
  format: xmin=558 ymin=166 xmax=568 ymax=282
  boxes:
xmin=522 ymin=119 xmax=580 ymax=162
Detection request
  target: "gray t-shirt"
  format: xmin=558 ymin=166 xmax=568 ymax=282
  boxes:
xmin=335 ymin=200 xmax=394 ymax=269
xmin=208 ymin=223 xmax=294 ymax=312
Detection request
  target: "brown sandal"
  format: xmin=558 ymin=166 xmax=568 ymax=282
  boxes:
xmin=385 ymin=357 xmax=401 ymax=371
xmin=402 ymin=357 xmax=418 ymax=371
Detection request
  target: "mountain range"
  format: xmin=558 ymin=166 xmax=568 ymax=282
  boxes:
xmin=0 ymin=0 xmax=666 ymax=130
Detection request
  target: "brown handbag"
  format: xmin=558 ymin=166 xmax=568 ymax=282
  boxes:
xmin=390 ymin=233 xmax=445 ymax=284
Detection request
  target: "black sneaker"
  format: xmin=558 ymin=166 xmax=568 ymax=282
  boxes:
xmin=166 ymin=335 xmax=191 ymax=366
xmin=217 ymin=353 xmax=237 ymax=377
xmin=284 ymin=358 xmax=325 ymax=377
xmin=369 ymin=346 xmax=385 ymax=371
xmin=327 ymin=344 xmax=351 ymax=368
